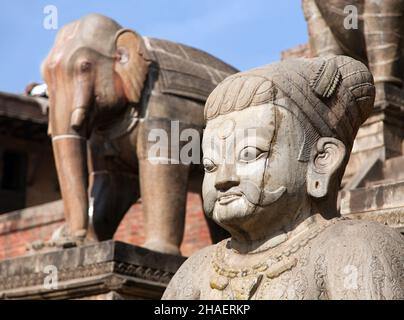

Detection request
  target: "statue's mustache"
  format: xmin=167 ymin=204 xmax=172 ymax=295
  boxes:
xmin=204 ymin=180 xmax=286 ymax=215
xmin=238 ymin=180 xmax=286 ymax=206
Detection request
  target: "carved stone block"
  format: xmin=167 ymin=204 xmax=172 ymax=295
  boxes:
xmin=343 ymin=83 xmax=404 ymax=186
xmin=341 ymin=180 xmax=404 ymax=233
xmin=0 ymin=241 xmax=185 ymax=300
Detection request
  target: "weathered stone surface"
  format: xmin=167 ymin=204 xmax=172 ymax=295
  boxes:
xmin=340 ymin=85 xmax=404 ymax=232
xmin=281 ymin=43 xmax=311 ymax=60
xmin=0 ymin=241 xmax=185 ymax=300
xmin=163 ymin=56 xmax=404 ymax=300
xmin=144 ymin=37 xmax=237 ymax=103
xmin=300 ymin=1 xmax=404 ymax=236
xmin=303 ymin=0 xmax=404 ymax=86
xmin=0 ymin=195 xmax=213 ymax=261
xmin=344 ymin=83 xmax=404 ymax=185
xmin=42 ymin=13 xmax=234 ymax=255
xmin=341 ymin=180 xmax=404 ymax=233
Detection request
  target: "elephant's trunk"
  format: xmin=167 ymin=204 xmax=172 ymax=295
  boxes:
xmin=70 ymin=107 xmax=88 ymax=132
xmin=49 ymin=81 xmax=93 ymax=241
xmin=70 ymin=78 xmax=93 ymax=133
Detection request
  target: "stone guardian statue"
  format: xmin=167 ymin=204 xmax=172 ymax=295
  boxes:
xmin=163 ymin=56 xmax=404 ymax=300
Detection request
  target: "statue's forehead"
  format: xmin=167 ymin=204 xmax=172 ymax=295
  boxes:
xmin=217 ymin=119 xmax=236 ymax=140
xmin=207 ymin=105 xmax=276 ymax=139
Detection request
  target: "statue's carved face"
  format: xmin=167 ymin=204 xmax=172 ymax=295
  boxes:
xmin=202 ymin=104 xmax=307 ymax=229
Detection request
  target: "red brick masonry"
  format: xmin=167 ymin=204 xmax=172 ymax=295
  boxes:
xmin=0 ymin=192 xmax=211 ymax=260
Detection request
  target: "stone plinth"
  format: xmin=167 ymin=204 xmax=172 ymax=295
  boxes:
xmin=0 ymin=194 xmax=212 ymax=261
xmin=0 ymin=241 xmax=186 ymax=300
xmin=340 ymin=84 xmax=404 ymax=234
xmin=343 ymin=83 xmax=404 ymax=187
xmin=341 ymin=180 xmax=404 ymax=234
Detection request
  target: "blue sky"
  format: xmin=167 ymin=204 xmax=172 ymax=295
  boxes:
xmin=0 ymin=0 xmax=308 ymax=93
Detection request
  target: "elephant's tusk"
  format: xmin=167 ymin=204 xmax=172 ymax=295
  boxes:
xmin=52 ymin=134 xmax=86 ymax=141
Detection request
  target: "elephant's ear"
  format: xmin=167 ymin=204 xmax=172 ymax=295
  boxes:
xmin=114 ymin=29 xmax=151 ymax=104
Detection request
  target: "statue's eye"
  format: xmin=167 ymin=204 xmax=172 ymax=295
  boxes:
xmin=239 ymin=147 xmax=264 ymax=162
xmin=203 ymin=158 xmax=217 ymax=173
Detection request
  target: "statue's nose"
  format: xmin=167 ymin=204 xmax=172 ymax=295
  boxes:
xmin=214 ymin=163 xmax=240 ymax=191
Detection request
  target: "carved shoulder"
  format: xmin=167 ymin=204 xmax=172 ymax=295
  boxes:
xmin=162 ymin=245 xmax=214 ymax=300
xmin=312 ymin=219 xmax=404 ymax=300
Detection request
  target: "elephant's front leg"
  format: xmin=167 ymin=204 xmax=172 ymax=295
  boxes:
xmin=137 ymin=119 xmax=191 ymax=255
xmin=364 ymin=0 xmax=404 ymax=86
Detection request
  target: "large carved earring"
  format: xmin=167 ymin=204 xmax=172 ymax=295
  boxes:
xmin=307 ymin=137 xmax=346 ymax=198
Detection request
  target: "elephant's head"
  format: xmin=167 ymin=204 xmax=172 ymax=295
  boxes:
xmin=42 ymin=14 xmax=150 ymax=239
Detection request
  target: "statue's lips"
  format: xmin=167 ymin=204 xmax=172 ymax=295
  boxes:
xmin=217 ymin=192 xmax=243 ymax=205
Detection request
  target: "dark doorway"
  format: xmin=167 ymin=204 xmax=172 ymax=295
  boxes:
xmin=0 ymin=149 xmax=27 ymax=213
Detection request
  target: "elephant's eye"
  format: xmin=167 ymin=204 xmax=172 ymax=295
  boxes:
xmin=117 ymin=47 xmax=129 ymax=64
xmin=80 ymin=61 xmax=91 ymax=72
xmin=239 ymin=146 xmax=265 ymax=163
xmin=203 ymin=158 xmax=217 ymax=173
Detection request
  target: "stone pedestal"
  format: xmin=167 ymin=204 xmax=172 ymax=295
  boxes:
xmin=341 ymin=83 xmax=404 ymax=233
xmin=0 ymin=241 xmax=186 ymax=300
xmin=343 ymin=83 xmax=404 ymax=187
xmin=341 ymin=180 xmax=404 ymax=234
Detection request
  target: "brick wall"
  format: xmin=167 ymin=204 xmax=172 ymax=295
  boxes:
xmin=0 ymin=192 xmax=211 ymax=260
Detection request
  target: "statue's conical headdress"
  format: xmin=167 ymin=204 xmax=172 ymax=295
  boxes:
xmin=205 ymin=55 xmax=375 ymax=160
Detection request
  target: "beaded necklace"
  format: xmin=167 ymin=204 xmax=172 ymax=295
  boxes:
xmin=210 ymin=217 xmax=344 ymax=299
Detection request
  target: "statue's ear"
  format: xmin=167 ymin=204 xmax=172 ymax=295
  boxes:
xmin=114 ymin=29 xmax=151 ymax=104
xmin=307 ymin=137 xmax=346 ymax=198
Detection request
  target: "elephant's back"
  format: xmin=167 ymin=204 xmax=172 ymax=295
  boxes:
xmin=143 ymin=37 xmax=239 ymax=103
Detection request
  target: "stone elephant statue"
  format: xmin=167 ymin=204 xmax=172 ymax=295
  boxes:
xmin=303 ymin=0 xmax=404 ymax=88
xmin=42 ymin=14 xmax=237 ymax=255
